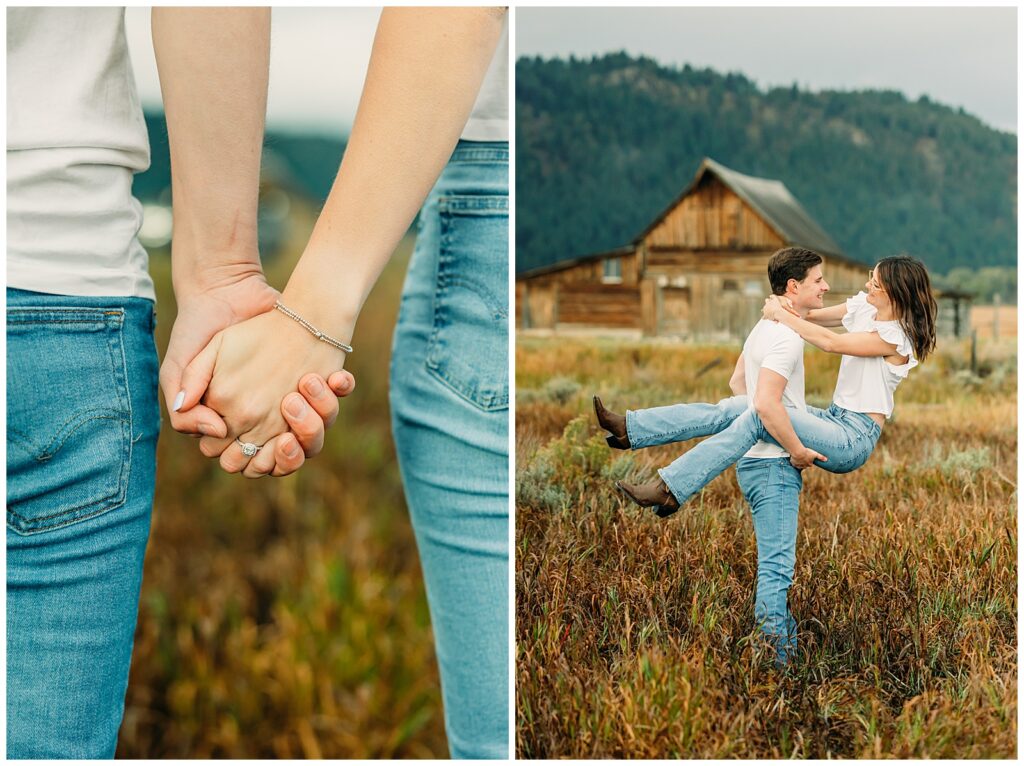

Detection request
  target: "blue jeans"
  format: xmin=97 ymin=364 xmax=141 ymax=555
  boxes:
xmin=736 ymin=457 xmax=801 ymax=665
xmin=626 ymin=396 xmax=881 ymax=505
xmin=626 ymin=395 xmax=750 ymax=448
xmin=389 ymin=141 xmax=509 ymax=759
xmin=7 ymin=288 xmax=160 ymax=758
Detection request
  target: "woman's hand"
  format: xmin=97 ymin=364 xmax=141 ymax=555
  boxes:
xmin=175 ymin=307 xmax=353 ymax=475
xmin=763 ymin=295 xmax=798 ymax=321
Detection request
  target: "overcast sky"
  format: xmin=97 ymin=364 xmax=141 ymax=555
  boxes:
xmin=125 ymin=7 xmax=381 ymax=136
xmin=517 ymin=7 xmax=1017 ymax=134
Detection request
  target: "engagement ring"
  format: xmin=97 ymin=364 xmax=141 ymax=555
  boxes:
xmin=235 ymin=439 xmax=264 ymax=457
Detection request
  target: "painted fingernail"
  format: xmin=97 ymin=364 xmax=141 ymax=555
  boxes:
xmin=284 ymin=438 xmax=300 ymax=458
xmin=286 ymin=394 xmax=308 ymax=418
xmin=172 ymin=391 xmax=185 ymax=412
xmin=305 ymin=377 xmax=324 ymax=397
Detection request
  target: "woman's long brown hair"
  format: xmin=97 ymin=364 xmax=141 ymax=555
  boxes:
xmin=876 ymin=255 xmax=938 ymax=362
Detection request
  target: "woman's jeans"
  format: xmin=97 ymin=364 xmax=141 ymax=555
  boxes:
xmin=7 ymin=288 xmax=160 ymax=758
xmin=625 ymin=396 xmax=881 ymax=505
xmin=389 ymin=141 xmax=509 ymax=759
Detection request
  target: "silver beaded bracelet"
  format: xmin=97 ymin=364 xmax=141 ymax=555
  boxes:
xmin=274 ymin=301 xmax=353 ymax=354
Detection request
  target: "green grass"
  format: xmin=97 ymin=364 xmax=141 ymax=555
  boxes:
xmin=516 ymin=337 xmax=1016 ymax=758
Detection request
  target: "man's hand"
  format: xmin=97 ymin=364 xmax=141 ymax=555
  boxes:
xmin=160 ymin=270 xmax=279 ymax=437
xmin=789 ymin=446 xmax=827 ymax=470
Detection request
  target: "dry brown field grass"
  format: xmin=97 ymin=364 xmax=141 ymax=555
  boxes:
xmin=116 ymin=237 xmax=449 ymax=758
xmin=516 ymin=335 xmax=1016 ymax=758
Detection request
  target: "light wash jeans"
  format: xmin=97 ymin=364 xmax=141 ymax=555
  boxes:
xmin=389 ymin=141 xmax=509 ymax=759
xmin=625 ymin=395 xmax=881 ymax=505
xmin=7 ymin=288 xmax=160 ymax=758
xmin=736 ymin=457 xmax=801 ymax=665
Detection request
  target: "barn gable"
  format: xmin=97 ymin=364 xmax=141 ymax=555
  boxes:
xmin=516 ymin=158 xmax=870 ymax=339
xmin=639 ymin=158 xmax=845 ymax=259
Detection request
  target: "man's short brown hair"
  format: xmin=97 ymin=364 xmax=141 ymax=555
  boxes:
xmin=767 ymin=247 xmax=823 ymax=295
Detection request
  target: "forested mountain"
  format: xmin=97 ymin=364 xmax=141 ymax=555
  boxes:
xmin=516 ymin=53 xmax=1016 ymax=277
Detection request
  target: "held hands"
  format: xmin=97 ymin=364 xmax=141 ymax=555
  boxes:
xmin=172 ymin=307 xmax=354 ymax=477
xmin=763 ymin=295 xmax=799 ymax=322
xmin=163 ymin=280 xmax=355 ymax=477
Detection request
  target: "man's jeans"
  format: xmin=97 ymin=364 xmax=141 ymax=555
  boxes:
xmin=736 ymin=457 xmax=802 ymax=665
xmin=624 ymin=395 xmax=881 ymax=505
xmin=389 ymin=141 xmax=509 ymax=759
xmin=7 ymin=288 xmax=160 ymax=758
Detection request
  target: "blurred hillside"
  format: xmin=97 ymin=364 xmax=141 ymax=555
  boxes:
xmin=516 ymin=53 xmax=1017 ymax=278
xmin=133 ymin=111 xmax=347 ymax=258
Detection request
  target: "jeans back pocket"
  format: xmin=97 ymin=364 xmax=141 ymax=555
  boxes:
xmin=426 ymin=195 xmax=509 ymax=412
xmin=7 ymin=308 xmax=132 ymax=535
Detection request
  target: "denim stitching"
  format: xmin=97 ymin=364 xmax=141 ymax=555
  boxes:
xmin=438 ymin=196 xmax=509 ymax=213
xmin=8 ymin=409 xmax=127 ymax=460
xmin=424 ymin=196 xmax=509 ymax=411
xmin=110 ymin=307 xmax=134 ymax=513
xmin=448 ymin=146 xmax=509 ymax=163
xmin=8 ymin=308 xmax=124 ymax=325
xmin=7 ymin=307 xmax=132 ymax=533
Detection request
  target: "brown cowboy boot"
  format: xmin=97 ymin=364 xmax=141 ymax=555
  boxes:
xmin=615 ymin=478 xmax=681 ymax=518
xmin=593 ymin=395 xmax=631 ymax=449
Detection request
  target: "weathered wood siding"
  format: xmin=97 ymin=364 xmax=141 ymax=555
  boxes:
xmin=821 ymin=256 xmax=867 ymax=298
xmin=556 ymin=284 xmax=641 ymax=328
xmin=516 ymin=251 xmax=642 ymax=330
xmin=645 ymin=176 xmax=782 ymax=250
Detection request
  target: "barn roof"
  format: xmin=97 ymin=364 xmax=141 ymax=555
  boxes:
xmin=636 ymin=157 xmax=848 ymax=260
xmin=516 ymin=245 xmax=636 ymax=280
xmin=517 ymin=158 xmax=866 ymax=281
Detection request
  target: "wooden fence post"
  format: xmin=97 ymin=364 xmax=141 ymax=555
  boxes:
xmin=992 ymin=293 xmax=1001 ymax=341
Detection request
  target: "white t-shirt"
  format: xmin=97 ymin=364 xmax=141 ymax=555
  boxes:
xmin=832 ymin=292 xmax=918 ymax=418
xmin=742 ymin=319 xmax=807 ymax=459
xmin=461 ymin=14 xmax=508 ymax=141
xmin=7 ymin=7 xmax=154 ymax=300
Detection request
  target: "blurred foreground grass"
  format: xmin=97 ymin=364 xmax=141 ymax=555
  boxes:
xmin=516 ymin=336 xmax=1016 ymax=758
xmin=117 ymin=236 xmax=448 ymax=758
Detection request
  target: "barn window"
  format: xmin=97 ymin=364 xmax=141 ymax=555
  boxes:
xmin=722 ymin=279 xmax=739 ymax=292
xmin=602 ymin=258 xmax=623 ymax=283
xmin=744 ymin=279 xmax=763 ymax=297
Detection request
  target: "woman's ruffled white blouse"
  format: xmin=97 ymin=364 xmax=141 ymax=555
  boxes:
xmin=831 ymin=292 xmax=918 ymax=418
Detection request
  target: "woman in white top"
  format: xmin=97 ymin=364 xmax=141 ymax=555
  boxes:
xmin=609 ymin=255 xmax=937 ymax=516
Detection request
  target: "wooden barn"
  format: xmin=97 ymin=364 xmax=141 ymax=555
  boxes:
xmin=516 ymin=158 xmax=869 ymax=340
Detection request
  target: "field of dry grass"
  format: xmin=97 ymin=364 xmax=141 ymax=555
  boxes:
xmin=117 ymin=237 xmax=449 ymax=758
xmin=516 ymin=336 xmax=1016 ymax=758
xmin=971 ymin=305 xmax=1017 ymax=339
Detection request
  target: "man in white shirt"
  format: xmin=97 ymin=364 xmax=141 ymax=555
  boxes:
xmin=728 ymin=247 xmax=829 ymax=665
xmin=614 ymin=247 xmax=829 ymax=664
